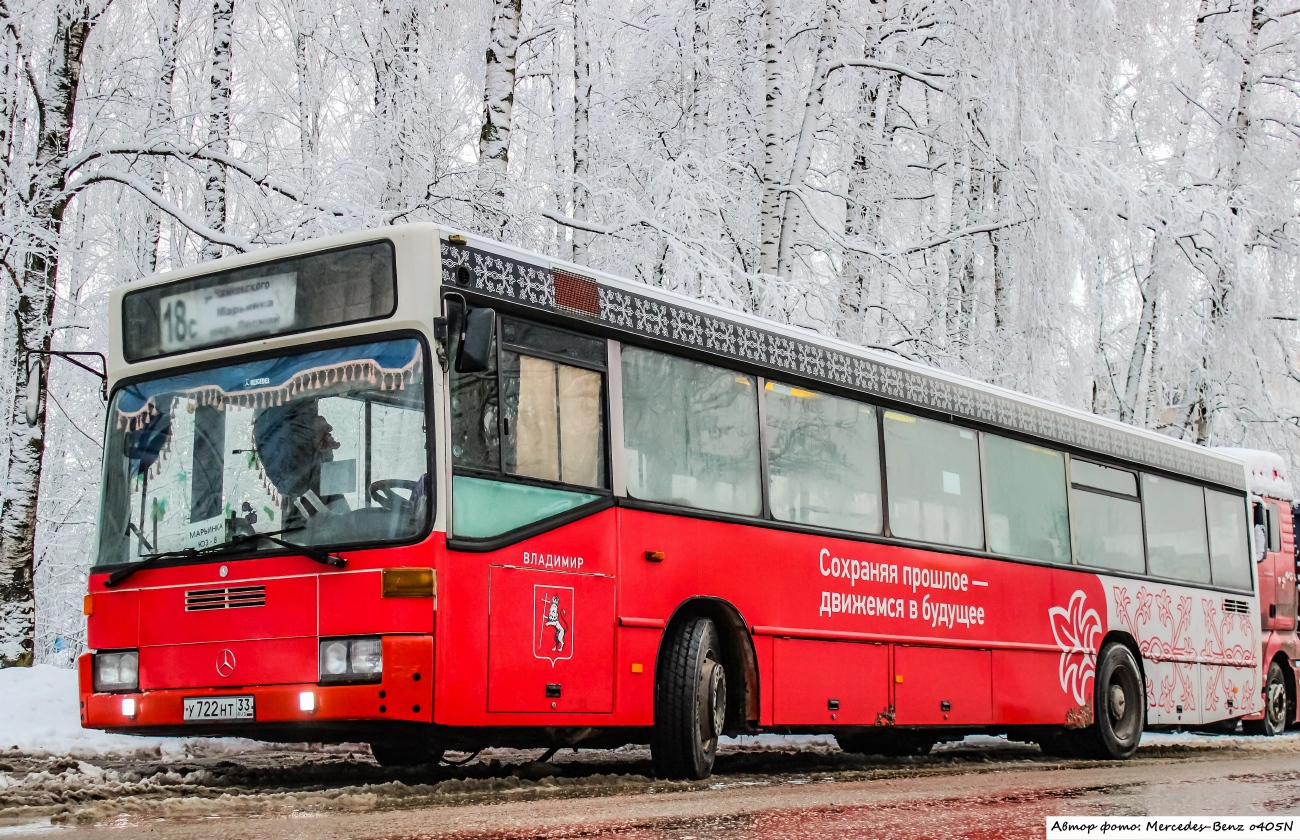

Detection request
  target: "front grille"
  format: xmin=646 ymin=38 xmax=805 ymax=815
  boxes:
xmin=185 ymin=585 xmax=266 ymax=611
xmin=1223 ymin=599 xmax=1251 ymax=615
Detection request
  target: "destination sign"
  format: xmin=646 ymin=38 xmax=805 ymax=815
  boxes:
xmin=158 ymin=272 xmax=297 ymax=353
xmin=122 ymin=240 xmax=395 ymax=361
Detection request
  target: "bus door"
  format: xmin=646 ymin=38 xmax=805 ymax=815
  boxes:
xmin=1255 ymin=500 xmax=1295 ymax=629
xmin=1271 ymin=501 xmax=1297 ymax=628
xmin=448 ymin=314 xmax=616 ymax=714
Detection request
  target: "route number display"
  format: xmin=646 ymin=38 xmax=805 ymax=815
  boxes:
xmin=159 ymin=272 xmax=297 ymax=353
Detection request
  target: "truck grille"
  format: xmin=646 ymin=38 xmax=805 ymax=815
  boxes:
xmin=1223 ymin=599 xmax=1251 ymax=615
xmin=185 ymin=585 xmax=266 ymax=611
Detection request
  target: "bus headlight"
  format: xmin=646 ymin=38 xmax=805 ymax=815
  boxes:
xmin=349 ymin=638 xmax=383 ymax=675
xmin=94 ymin=651 xmax=139 ymax=692
xmin=318 ymin=637 xmax=383 ymax=683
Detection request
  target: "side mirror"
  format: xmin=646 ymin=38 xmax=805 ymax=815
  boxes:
xmin=24 ymin=357 xmax=41 ymax=427
xmin=1255 ymin=523 xmax=1268 ymax=562
xmin=455 ymin=307 xmax=496 ymax=373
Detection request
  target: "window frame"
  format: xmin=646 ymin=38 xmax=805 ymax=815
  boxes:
xmin=978 ymin=432 xmax=1072 ymax=565
xmin=447 ymin=311 xmax=614 ymax=549
xmin=122 ymin=239 xmax=399 ymax=363
xmin=1139 ymin=471 xmax=1213 ymax=586
xmin=1066 ymin=457 xmax=1147 ymax=576
xmin=95 ymin=329 xmax=436 ymax=573
xmin=444 ymin=299 xmax=1255 ymax=594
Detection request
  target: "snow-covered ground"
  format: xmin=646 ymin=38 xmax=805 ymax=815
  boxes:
xmin=4 ymin=663 xmax=1300 ymax=830
xmin=4 ymin=663 xmax=1296 ymax=759
xmin=0 ymin=664 xmax=273 ymax=758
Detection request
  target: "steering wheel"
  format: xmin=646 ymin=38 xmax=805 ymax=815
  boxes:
xmin=369 ymin=478 xmax=421 ymax=513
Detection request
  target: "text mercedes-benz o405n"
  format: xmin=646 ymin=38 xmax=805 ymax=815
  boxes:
xmin=79 ymin=225 xmax=1287 ymax=778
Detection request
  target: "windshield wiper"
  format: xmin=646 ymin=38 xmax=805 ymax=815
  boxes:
xmin=106 ymin=527 xmax=345 ymax=588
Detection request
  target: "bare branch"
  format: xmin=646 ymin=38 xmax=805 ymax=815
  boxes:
xmin=66 ymin=169 xmax=254 ymax=251
xmin=828 ymin=59 xmax=949 ymax=93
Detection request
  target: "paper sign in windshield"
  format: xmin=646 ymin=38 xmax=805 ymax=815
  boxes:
xmin=159 ymin=272 xmax=298 ymax=353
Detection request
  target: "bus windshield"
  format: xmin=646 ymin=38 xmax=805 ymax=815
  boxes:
xmin=95 ymin=337 xmax=428 ymax=567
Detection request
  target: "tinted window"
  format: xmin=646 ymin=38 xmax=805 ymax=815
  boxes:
xmin=123 ymin=241 xmax=396 ymax=361
xmin=883 ymin=411 xmax=983 ymax=548
xmin=1072 ymin=460 xmax=1138 ymax=496
xmin=1143 ymin=474 xmax=1211 ymax=583
xmin=1070 ymin=460 xmax=1143 ymax=573
xmin=622 ymin=346 xmax=761 ymax=516
xmin=502 ymin=318 xmax=605 ymax=365
xmin=764 ymin=382 xmax=881 ymax=534
xmin=1071 ymin=491 xmax=1144 ymax=573
xmin=982 ymin=435 xmax=1070 ymax=563
xmin=1206 ymin=489 xmax=1251 ymax=589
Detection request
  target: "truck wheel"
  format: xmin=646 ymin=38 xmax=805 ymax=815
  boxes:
xmin=370 ymin=741 xmax=444 ymax=767
xmin=1244 ymin=661 xmax=1288 ymax=736
xmin=1074 ymin=643 xmax=1144 ymax=759
xmin=651 ymin=616 xmax=727 ymax=780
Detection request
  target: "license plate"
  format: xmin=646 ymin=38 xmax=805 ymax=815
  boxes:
xmin=183 ymin=695 xmax=255 ymax=721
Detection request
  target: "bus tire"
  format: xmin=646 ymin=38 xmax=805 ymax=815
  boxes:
xmin=1076 ymin=643 xmax=1144 ymax=760
xmin=370 ymin=741 xmax=443 ymax=768
xmin=1244 ymin=660 xmax=1288 ymax=736
xmin=651 ymin=616 xmax=727 ymax=780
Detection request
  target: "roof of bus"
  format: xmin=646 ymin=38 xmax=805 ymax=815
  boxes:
xmin=438 ymin=226 xmax=1248 ymax=492
xmin=109 ymin=222 xmax=1249 ymax=491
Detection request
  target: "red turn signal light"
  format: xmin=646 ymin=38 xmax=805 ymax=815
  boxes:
xmin=382 ymin=567 xmax=435 ymax=598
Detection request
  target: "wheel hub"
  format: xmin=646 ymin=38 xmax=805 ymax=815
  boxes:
xmin=1109 ymin=683 xmax=1127 ymax=721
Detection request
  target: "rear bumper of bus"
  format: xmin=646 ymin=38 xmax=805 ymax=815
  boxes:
xmin=78 ymin=635 xmax=433 ymax=736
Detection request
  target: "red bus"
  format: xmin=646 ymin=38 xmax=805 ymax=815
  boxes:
xmin=81 ymin=225 xmax=1263 ymax=778
xmin=1211 ymin=449 xmax=1299 ymax=736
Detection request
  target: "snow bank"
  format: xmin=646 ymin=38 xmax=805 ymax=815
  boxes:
xmin=0 ymin=664 xmax=267 ymax=757
xmin=1212 ymin=448 xmax=1295 ymax=500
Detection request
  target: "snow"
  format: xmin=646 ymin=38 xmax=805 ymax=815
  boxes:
xmin=1212 ymin=448 xmax=1295 ymax=500
xmin=0 ymin=664 xmax=265 ymax=758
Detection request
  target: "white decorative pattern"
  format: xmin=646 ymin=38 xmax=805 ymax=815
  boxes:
xmin=1049 ymin=590 xmax=1102 ymax=706
xmin=441 ymin=241 xmax=1246 ymax=489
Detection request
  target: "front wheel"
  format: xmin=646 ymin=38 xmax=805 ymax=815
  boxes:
xmin=1244 ymin=660 xmax=1288 ymax=736
xmin=651 ymin=617 xmax=727 ymax=780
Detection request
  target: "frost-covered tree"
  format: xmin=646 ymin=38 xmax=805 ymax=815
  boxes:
xmin=0 ymin=0 xmax=1297 ymax=663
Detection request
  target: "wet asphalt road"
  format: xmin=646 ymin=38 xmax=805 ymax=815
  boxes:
xmin=6 ymin=736 xmax=1300 ymax=840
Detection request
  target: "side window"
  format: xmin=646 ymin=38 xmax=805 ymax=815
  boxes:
xmin=1206 ymin=489 xmax=1251 ymax=590
xmin=1143 ymin=474 xmax=1211 ymax=584
xmin=449 ymin=316 xmax=607 ymax=540
xmin=981 ymin=434 xmax=1070 ymax=563
xmin=882 ymin=411 xmax=983 ymax=549
xmin=621 ymin=345 xmax=761 ymax=516
xmin=1070 ymin=460 xmax=1144 ymax=573
xmin=764 ymin=382 xmax=881 ymax=534
xmin=1268 ymin=503 xmax=1283 ymax=553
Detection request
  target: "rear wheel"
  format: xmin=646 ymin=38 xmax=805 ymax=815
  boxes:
xmin=369 ymin=741 xmax=444 ymax=768
xmin=651 ymin=617 xmax=727 ymax=780
xmin=1244 ymin=660 xmax=1288 ymax=736
xmin=1073 ymin=643 xmax=1144 ymax=759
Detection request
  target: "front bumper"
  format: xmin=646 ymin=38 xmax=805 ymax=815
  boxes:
xmin=79 ymin=635 xmax=432 ymax=735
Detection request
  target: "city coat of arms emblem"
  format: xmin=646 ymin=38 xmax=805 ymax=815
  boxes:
xmin=534 ymin=585 xmax=574 ymax=666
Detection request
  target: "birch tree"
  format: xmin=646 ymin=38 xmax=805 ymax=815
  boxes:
xmin=0 ymin=0 xmax=106 ymax=667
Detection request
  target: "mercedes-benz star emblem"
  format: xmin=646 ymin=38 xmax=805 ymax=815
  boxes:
xmin=216 ymin=648 xmax=236 ymax=678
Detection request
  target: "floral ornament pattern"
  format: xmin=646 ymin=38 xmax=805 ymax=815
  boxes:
xmin=1049 ymin=590 xmax=1103 ymax=706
